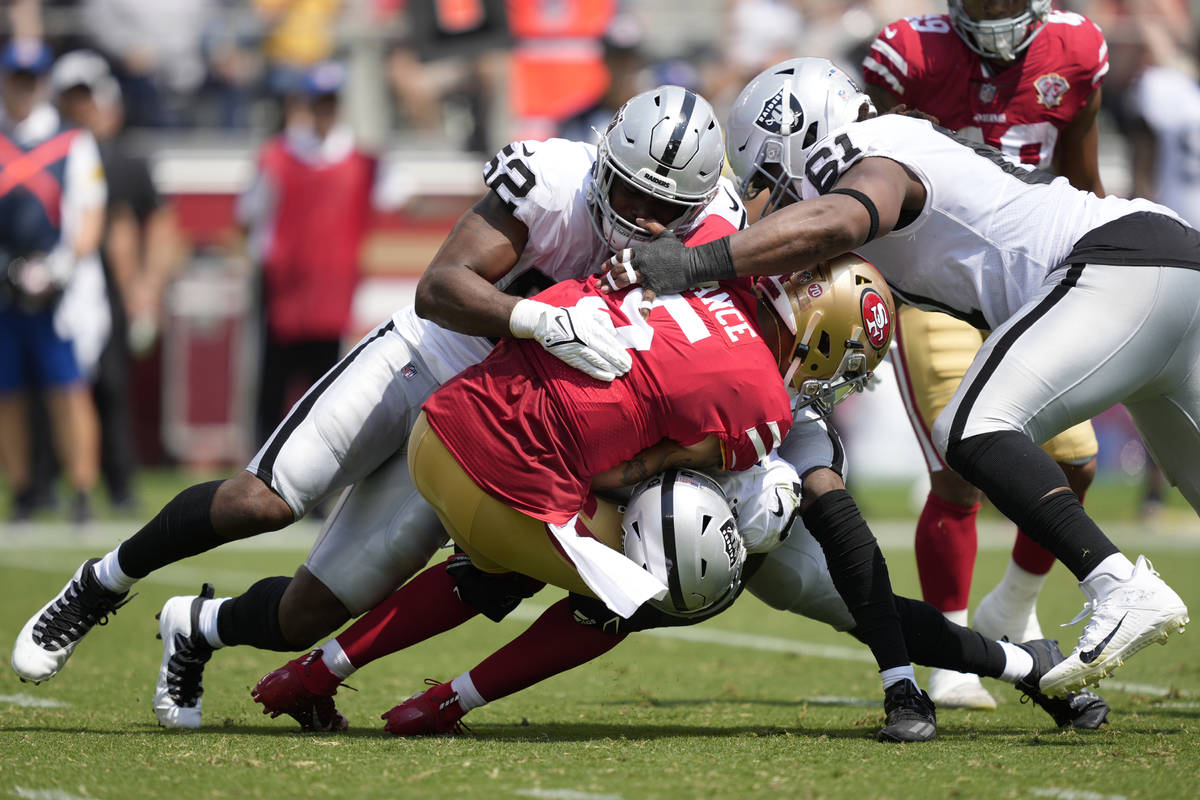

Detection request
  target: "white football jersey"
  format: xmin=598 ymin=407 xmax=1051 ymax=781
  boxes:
xmin=1130 ymin=66 xmax=1200 ymax=229
xmin=395 ymin=137 xmax=746 ymax=383
xmin=799 ymin=113 xmax=1175 ymax=330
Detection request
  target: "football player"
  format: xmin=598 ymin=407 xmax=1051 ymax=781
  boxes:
xmin=860 ymin=0 xmax=1109 ymax=708
xmin=250 ymin=261 xmax=1108 ymax=740
xmin=613 ymin=57 xmax=1194 ymax=699
xmin=9 ymin=86 xmax=743 ymax=727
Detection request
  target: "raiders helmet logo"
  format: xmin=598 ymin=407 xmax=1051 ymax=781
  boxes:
xmin=861 ymin=289 xmax=891 ymax=350
xmin=1034 ymin=73 xmax=1070 ymax=108
xmin=755 ymin=89 xmax=804 ymax=135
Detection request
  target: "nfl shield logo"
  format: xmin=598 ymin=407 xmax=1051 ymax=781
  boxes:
xmin=402 ymin=363 xmax=418 ymax=380
xmin=978 ymin=83 xmax=996 ymax=103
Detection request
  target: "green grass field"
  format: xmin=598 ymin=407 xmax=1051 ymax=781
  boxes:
xmin=2 ymin=476 xmax=1200 ymax=799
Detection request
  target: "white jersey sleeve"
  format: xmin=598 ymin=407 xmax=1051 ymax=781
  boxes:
xmin=709 ymin=452 xmax=801 ymax=555
xmin=800 ymin=113 xmax=1174 ymax=329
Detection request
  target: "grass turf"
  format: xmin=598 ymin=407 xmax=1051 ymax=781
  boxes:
xmin=2 ymin=506 xmax=1200 ymax=799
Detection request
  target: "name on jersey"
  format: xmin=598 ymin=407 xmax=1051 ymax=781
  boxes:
xmin=692 ymin=284 xmax=758 ymax=343
xmin=973 ymin=112 xmax=1007 ymax=124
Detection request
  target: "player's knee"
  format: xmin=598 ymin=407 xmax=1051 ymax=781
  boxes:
xmin=930 ymin=411 xmax=953 ymax=459
xmin=213 ymin=472 xmax=294 ymax=536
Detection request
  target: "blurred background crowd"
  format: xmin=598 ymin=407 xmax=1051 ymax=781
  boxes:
xmin=0 ymin=0 xmax=1197 ymax=523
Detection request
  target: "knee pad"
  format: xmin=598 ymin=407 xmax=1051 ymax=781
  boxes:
xmin=444 ymin=551 xmax=542 ymax=622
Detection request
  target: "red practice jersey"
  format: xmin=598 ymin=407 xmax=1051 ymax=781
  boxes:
xmin=424 ymin=275 xmax=794 ymax=525
xmin=861 ymin=10 xmax=1108 ymax=168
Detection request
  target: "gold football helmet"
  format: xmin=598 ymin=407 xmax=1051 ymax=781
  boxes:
xmin=756 ymin=253 xmax=895 ymax=417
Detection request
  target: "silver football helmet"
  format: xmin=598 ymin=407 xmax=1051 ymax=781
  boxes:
xmin=588 ymin=85 xmax=724 ymax=251
xmin=726 ymin=58 xmax=873 ymax=218
xmin=948 ymin=0 xmax=1051 ymax=63
xmin=621 ymin=469 xmax=746 ymax=619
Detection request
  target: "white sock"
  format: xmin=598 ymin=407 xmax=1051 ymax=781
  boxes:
xmin=943 ymin=608 xmax=968 ymax=627
xmin=995 ymin=559 xmax=1049 ymax=600
xmin=93 ymin=550 xmax=136 ymax=594
xmin=320 ymin=639 xmax=358 ymax=680
xmin=880 ymin=665 xmax=918 ymax=692
xmin=998 ymin=640 xmax=1035 ymax=683
xmin=1083 ymin=553 xmax=1135 ymax=584
xmin=197 ymin=597 xmax=229 ymax=648
xmin=450 ymin=672 xmax=486 ymax=711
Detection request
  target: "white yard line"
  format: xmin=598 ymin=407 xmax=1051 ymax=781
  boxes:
xmin=515 ymin=790 xmax=623 ymax=800
xmin=1031 ymin=788 xmax=1128 ymax=800
xmin=12 ymin=787 xmax=94 ymax=800
xmin=0 ymin=694 xmax=68 ymax=709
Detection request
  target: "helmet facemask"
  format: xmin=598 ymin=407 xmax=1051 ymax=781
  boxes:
xmin=948 ymin=0 xmax=1050 ymax=63
xmin=588 ymin=136 xmax=704 ymax=250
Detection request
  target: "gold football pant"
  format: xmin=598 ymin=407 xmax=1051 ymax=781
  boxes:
xmin=407 ymin=411 xmax=622 ymax=598
xmin=893 ymin=306 xmax=1098 ymax=471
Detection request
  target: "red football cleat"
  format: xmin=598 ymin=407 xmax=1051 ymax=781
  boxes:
xmin=381 ymin=679 xmax=470 ymax=736
xmin=251 ymin=649 xmax=350 ymax=732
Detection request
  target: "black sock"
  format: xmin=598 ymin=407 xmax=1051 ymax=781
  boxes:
xmin=116 ymin=480 xmax=224 ymax=578
xmin=216 ymin=576 xmax=293 ymax=651
xmin=802 ymin=489 xmax=909 ymax=670
xmin=890 ymin=595 xmax=1006 ymax=679
xmin=945 ymin=431 xmax=1118 ymax=579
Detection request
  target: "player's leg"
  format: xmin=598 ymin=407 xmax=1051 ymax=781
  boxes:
xmin=892 ymin=306 xmax=996 ymax=708
xmin=975 ymin=428 xmax=1096 ymax=645
xmin=11 ymin=320 xmax=414 ymax=685
xmin=935 ymin=263 xmax=1191 ymax=695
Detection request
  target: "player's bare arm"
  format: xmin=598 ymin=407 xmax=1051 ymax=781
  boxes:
xmin=413 ymin=190 xmax=529 ymax=338
xmin=590 ymin=436 xmax=722 ymax=491
xmin=1054 ymin=88 xmax=1105 ymax=196
xmin=726 ymin=158 xmax=919 ymax=278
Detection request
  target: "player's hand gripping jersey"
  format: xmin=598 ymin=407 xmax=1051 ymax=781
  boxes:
xmin=394 ymin=138 xmax=747 ymax=385
xmin=424 ymin=275 xmax=793 ymax=524
xmin=798 ymin=113 xmax=1175 ymax=330
xmin=862 ymin=11 xmax=1108 ymax=169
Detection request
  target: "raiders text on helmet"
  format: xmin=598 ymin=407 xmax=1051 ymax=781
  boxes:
xmin=948 ymin=0 xmax=1051 ymax=63
xmin=726 ymin=58 xmax=873 ymax=218
xmin=588 ymin=85 xmax=725 ymax=250
xmin=621 ymin=469 xmax=746 ymax=619
xmin=756 ymin=253 xmax=895 ymax=418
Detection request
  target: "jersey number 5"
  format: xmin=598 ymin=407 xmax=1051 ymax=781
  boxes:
xmin=483 ymin=144 xmax=537 ymax=210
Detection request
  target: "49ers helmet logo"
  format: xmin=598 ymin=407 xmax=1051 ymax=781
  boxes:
xmin=755 ymin=89 xmax=804 ymax=135
xmin=861 ymin=289 xmax=891 ymax=350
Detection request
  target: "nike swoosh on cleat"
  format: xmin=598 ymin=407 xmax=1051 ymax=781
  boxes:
xmin=1079 ymin=613 xmax=1127 ymax=664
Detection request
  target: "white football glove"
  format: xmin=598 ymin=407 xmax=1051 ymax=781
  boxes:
xmin=509 ymin=298 xmax=632 ymax=382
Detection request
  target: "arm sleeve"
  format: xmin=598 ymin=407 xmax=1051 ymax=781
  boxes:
xmin=860 ymin=18 xmax=925 ymax=100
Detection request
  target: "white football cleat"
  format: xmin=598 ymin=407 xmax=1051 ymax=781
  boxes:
xmin=1039 ymin=555 xmax=1188 ymax=697
xmin=153 ymin=584 xmax=217 ymax=729
xmin=973 ymin=584 xmax=1044 ymax=644
xmin=11 ymin=559 xmax=130 ymax=683
xmin=927 ymin=667 xmax=997 ymax=710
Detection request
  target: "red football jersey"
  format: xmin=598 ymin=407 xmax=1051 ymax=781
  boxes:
xmin=861 ymin=10 xmax=1107 ymax=168
xmin=424 ymin=275 xmax=794 ymax=525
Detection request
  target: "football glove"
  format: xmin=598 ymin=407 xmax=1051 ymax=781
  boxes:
xmin=509 ymin=298 xmax=632 ymax=382
xmin=625 ymin=232 xmax=736 ymax=295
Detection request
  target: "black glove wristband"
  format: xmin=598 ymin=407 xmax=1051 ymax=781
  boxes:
xmin=689 ymin=237 xmax=737 ymax=284
xmin=633 ymin=232 xmax=738 ymax=295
